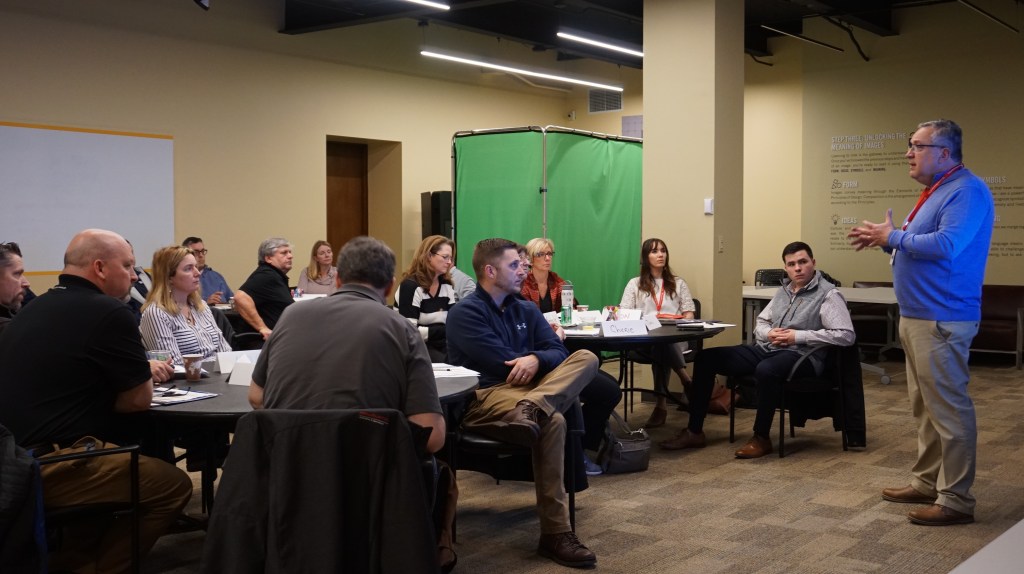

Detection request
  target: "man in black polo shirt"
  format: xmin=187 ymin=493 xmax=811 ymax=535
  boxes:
xmin=0 ymin=229 xmax=192 ymax=574
xmin=233 ymin=237 xmax=294 ymax=339
xmin=0 ymin=240 xmax=30 ymax=335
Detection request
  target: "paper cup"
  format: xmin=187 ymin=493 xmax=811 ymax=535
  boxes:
xmin=182 ymin=354 xmax=203 ymax=382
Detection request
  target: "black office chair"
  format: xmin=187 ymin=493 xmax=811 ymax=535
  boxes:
xmin=443 ymin=400 xmax=586 ymax=533
xmin=621 ymin=299 xmax=702 ymax=418
xmin=754 ymin=268 xmax=787 ymax=287
xmin=727 ymin=344 xmax=862 ymax=457
xmin=39 ymin=443 xmax=142 ymax=574
xmin=819 ymin=271 xmax=842 ymax=287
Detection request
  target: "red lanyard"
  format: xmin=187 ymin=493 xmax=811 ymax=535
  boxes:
xmin=654 ymin=280 xmax=665 ymax=313
xmin=903 ymin=164 xmax=963 ymax=230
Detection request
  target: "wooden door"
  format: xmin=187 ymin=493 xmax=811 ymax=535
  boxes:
xmin=326 ymin=141 xmax=368 ymax=252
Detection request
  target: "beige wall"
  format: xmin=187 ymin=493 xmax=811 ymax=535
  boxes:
xmin=1 ymin=4 xmax=586 ymax=290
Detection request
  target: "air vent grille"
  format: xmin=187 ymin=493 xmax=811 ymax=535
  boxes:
xmin=589 ymin=89 xmax=622 ymax=113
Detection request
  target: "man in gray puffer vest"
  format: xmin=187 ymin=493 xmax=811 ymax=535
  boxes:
xmin=660 ymin=241 xmax=855 ymax=458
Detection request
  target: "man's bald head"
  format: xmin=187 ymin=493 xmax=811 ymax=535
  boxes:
xmin=62 ymin=229 xmax=137 ymax=298
xmin=64 ymin=229 xmax=129 ymax=269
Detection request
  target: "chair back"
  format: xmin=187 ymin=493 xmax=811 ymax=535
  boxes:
xmin=201 ymin=409 xmax=436 ymax=574
xmin=754 ymin=268 xmax=786 ymax=287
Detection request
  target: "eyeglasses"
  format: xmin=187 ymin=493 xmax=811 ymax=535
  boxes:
xmin=190 ymin=249 xmax=208 ymax=255
xmin=0 ymin=242 xmax=21 ymax=257
xmin=907 ymin=140 xmax=944 ymax=152
xmin=534 ymin=251 xmax=555 ymax=258
xmin=432 ymin=253 xmax=452 ymax=262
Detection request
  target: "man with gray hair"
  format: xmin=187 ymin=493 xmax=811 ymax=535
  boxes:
xmin=0 ymin=241 xmax=30 ymax=334
xmin=234 ymin=237 xmax=294 ymax=339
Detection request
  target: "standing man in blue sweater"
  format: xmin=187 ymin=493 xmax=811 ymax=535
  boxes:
xmin=447 ymin=238 xmax=599 ymax=568
xmin=849 ymin=119 xmax=994 ymax=526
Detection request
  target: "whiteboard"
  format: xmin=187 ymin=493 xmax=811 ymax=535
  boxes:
xmin=0 ymin=122 xmax=174 ymax=272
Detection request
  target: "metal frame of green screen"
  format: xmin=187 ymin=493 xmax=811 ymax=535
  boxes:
xmin=450 ymin=125 xmax=643 ymax=309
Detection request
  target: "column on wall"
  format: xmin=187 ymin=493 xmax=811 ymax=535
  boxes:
xmin=643 ymin=0 xmax=745 ymax=343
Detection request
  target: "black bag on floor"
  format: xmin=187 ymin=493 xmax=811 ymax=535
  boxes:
xmin=598 ymin=411 xmax=650 ymax=474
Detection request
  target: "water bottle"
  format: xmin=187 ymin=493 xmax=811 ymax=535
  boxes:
xmin=560 ymin=282 xmax=574 ymax=325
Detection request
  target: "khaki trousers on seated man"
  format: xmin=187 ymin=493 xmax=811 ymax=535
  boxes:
xmin=462 ymin=350 xmax=596 ymax=535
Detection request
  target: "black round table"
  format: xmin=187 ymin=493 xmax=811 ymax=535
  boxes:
xmin=149 ymin=372 xmax=478 ymax=512
xmin=563 ymin=324 xmax=726 ymax=417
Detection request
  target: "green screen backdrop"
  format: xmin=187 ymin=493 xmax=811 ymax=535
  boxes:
xmin=453 ymin=128 xmax=642 ymax=309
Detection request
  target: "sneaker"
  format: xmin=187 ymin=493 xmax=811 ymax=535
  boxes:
xmin=538 ymin=531 xmax=596 ymax=568
xmin=583 ymin=453 xmax=603 ymax=476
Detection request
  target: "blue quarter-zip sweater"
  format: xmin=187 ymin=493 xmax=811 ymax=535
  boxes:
xmin=446 ymin=285 xmax=569 ymax=389
xmin=887 ymin=167 xmax=994 ymax=322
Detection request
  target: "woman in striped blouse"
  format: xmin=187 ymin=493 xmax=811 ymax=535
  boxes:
xmin=141 ymin=245 xmax=231 ymax=365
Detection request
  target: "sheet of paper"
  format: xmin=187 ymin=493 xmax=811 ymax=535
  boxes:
xmin=151 ymin=387 xmax=218 ymax=406
xmin=217 ymin=350 xmax=261 ymax=374
xmin=431 ymin=363 xmax=480 ymax=378
xmin=228 ymin=360 xmax=256 ymax=386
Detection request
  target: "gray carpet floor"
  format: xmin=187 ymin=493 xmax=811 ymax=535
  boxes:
xmin=146 ymin=355 xmax=1024 ymax=573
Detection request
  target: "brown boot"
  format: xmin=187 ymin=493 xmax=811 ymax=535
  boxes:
xmin=538 ymin=531 xmax=596 ymax=568
xmin=659 ymin=428 xmax=706 ymax=450
xmin=476 ymin=400 xmax=548 ymax=447
xmin=734 ymin=434 xmax=773 ymax=459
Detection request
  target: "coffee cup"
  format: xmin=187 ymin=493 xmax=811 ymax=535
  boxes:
xmin=182 ymin=354 xmax=204 ymax=382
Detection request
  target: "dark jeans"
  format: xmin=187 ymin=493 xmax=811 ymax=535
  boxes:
xmin=688 ymin=345 xmax=815 ymax=437
xmin=578 ymin=370 xmax=622 ymax=451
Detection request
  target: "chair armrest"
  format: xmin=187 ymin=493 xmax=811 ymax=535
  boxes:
xmin=785 ymin=346 xmax=831 ymax=381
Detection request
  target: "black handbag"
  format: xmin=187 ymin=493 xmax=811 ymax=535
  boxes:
xmin=598 ymin=411 xmax=650 ymax=474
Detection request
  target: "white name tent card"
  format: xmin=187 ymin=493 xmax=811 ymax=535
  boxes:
xmin=601 ymin=320 xmax=648 ymax=337
xmin=642 ymin=313 xmax=662 ymax=331
xmin=216 ymin=350 xmax=261 ymax=374
xmin=228 ymin=356 xmax=256 ymax=386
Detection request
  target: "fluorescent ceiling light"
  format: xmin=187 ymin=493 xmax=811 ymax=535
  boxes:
xmin=557 ymin=32 xmax=643 ymax=58
xmin=761 ymin=25 xmax=844 ymax=52
xmin=402 ymin=0 xmax=450 ymax=9
xmin=421 ymin=50 xmax=623 ymax=92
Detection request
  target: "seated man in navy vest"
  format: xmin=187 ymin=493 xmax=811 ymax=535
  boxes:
xmin=660 ymin=241 xmax=855 ymax=458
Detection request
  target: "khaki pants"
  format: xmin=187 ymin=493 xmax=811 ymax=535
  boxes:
xmin=901 ymin=318 xmax=979 ymax=515
xmin=40 ymin=437 xmax=193 ymax=574
xmin=463 ymin=350 xmax=598 ymax=534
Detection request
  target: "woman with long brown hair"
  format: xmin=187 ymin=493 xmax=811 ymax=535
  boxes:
xmin=619 ymin=238 xmax=695 ymax=428
xmin=395 ymin=235 xmax=456 ymax=362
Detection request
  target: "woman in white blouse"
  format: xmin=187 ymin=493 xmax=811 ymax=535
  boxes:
xmin=297 ymin=240 xmax=338 ymax=295
xmin=141 ymin=245 xmax=231 ymax=365
xmin=619 ymin=238 xmax=695 ymax=428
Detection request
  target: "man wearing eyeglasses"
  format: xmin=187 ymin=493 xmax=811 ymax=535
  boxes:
xmin=182 ymin=236 xmax=233 ymax=305
xmin=849 ymin=119 xmax=994 ymax=527
xmin=0 ymin=241 xmax=30 ymax=335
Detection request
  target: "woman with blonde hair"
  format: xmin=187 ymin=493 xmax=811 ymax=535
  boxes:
xmin=520 ymin=237 xmax=576 ymax=313
xmin=297 ymin=240 xmax=338 ymax=295
xmin=141 ymin=245 xmax=231 ymax=366
xmin=620 ymin=238 xmax=696 ymax=428
xmin=395 ymin=235 xmax=456 ymax=362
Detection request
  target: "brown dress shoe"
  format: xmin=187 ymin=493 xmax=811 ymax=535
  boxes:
xmin=659 ymin=429 xmax=706 ymax=450
xmin=476 ymin=400 xmax=547 ymax=447
xmin=908 ymin=504 xmax=974 ymax=526
xmin=734 ymin=434 xmax=773 ymax=459
xmin=538 ymin=531 xmax=596 ymax=568
xmin=882 ymin=485 xmax=937 ymax=504
xmin=644 ymin=406 xmax=667 ymax=428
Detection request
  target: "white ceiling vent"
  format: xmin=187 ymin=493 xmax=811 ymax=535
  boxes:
xmin=589 ymin=89 xmax=622 ymax=113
